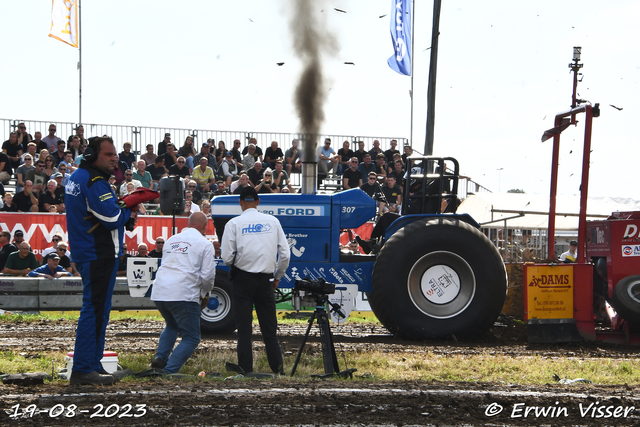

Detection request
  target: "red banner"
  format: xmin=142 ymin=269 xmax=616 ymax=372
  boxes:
xmin=0 ymin=213 xmax=216 ymax=260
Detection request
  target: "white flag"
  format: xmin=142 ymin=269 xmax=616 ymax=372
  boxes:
xmin=49 ymin=0 xmax=78 ymax=48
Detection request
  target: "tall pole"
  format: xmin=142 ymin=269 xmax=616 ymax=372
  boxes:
xmin=409 ymin=0 xmax=415 ymax=148
xmin=424 ymin=0 xmax=442 ymax=156
xmin=78 ymin=0 xmax=82 ymax=125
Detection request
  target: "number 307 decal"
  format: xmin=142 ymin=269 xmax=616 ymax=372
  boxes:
xmin=342 ymin=206 xmax=356 ymax=214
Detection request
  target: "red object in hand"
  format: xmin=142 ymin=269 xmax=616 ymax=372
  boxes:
xmin=119 ymin=188 xmax=159 ymax=209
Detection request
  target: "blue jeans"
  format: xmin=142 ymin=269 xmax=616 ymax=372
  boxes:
xmin=154 ymin=300 xmax=202 ymax=374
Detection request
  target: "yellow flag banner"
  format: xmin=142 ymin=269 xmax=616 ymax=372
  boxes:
xmin=48 ymin=0 xmax=78 ymax=48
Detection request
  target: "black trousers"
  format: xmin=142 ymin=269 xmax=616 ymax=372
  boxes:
xmin=232 ymin=269 xmax=284 ymax=374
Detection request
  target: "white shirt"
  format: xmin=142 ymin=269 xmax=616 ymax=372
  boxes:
xmin=42 ymin=247 xmax=71 ymax=258
xmin=119 ymin=179 xmax=143 ymax=196
xmin=221 ymin=208 xmax=290 ymax=279
xmin=150 ymin=227 xmax=216 ymax=303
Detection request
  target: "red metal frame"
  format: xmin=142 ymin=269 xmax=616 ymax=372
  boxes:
xmin=548 ymin=104 xmax=594 ymax=261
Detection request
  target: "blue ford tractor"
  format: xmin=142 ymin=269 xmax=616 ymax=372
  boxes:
xmin=207 ymin=155 xmax=507 ymax=340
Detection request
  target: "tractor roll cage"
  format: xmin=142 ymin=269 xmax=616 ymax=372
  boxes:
xmin=401 ymin=156 xmax=460 ymax=215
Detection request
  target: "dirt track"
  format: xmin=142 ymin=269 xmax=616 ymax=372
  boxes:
xmin=2 ymin=318 xmax=640 ymax=426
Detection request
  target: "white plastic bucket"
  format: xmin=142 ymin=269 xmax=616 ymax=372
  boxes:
xmin=63 ymin=351 xmax=119 ymax=379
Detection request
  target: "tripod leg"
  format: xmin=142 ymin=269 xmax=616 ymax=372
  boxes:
xmin=290 ymin=312 xmax=316 ymax=377
xmin=317 ymin=310 xmax=339 ymax=374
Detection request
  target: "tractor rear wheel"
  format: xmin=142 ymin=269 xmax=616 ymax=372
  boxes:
xmin=368 ymin=218 xmax=507 ymax=340
xmin=200 ymin=272 xmax=236 ymax=335
xmin=611 ymin=275 xmax=640 ymax=327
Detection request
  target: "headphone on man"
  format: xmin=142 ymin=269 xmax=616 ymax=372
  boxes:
xmin=84 ymin=135 xmax=112 ymax=163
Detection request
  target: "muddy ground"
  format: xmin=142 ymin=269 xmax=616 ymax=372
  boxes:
xmin=1 ymin=317 xmax=640 ymax=426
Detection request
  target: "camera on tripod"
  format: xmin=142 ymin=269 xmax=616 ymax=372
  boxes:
xmin=292 ymin=278 xmax=335 ymax=311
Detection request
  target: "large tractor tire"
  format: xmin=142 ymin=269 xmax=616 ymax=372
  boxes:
xmin=200 ymin=272 xmax=236 ymax=335
xmin=368 ymin=218 xmax=507 ymax=340
xmin=611 ymin=275 xmax=640 ymax=327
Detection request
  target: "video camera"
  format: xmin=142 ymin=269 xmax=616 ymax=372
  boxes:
xmin=294 ymin=278 xmax=336 ymax=295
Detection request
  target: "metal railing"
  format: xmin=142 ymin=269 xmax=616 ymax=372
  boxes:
xmin=1 ymin=118 xmax=408 ymax=158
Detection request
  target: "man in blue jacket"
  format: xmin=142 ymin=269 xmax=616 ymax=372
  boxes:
xmin=65 ymin=136 xmax=134 ymax=385
xmin=27 ymin=253 xmax=72 ymax=279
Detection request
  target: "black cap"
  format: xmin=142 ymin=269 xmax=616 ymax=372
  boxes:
xmin=569 ymin=240 xmax=578 ymax=246
xmin=14 ymin=230 xmax=23 ymax=236
xmin=164 ymin=133 xmax=171 ymax=138
xmin=239 ymin=187 xmax=259 ymax=201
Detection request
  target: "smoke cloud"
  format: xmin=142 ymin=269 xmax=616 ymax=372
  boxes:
xmin=289 ymin=1 xmax=338 ymax=161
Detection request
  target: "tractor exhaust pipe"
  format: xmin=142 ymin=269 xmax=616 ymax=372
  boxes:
xmin=300 ymin=135 xmax=318 ymax=195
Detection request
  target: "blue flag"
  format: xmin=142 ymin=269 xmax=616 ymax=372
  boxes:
xmin=387 ymin=0 xmax=412 ymax=76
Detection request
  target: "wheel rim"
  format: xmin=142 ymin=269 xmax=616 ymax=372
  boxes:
xmin=626 ymin=279 xmax=640 ymax=304
xmin=407 ymin=251 xmax=476 ymax=319
xmin=201 ymin=287 xmax=231 ymax=323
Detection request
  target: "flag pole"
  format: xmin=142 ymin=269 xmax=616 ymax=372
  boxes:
xmin=424 ymin=0 xmax=442 ymax=156
xmin=409 ymin=0 xmax=415 ymax=149
xmin=78 ymin=0 xmax=82 ymax=126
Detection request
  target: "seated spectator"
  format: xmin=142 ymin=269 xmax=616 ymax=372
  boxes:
xmin=211 ymin=238 xmax=222 ymax=259
xmin=21 ymin=142 xmax=38 ymax=165
xmin=402 ymin=144 xmax=413 ymax=164
xmin=191 ymin=157 xmax=215 ymax=193
xmin=241 ymin=137 xmax=263 ymax=161
xmin=384 ymin=139 xmax=400 ymax=164
xmin=147 ymin=156 xmax=166 ymax=190
xmin=374 ymin=153 xmax=388 ymax=182
xmin=186 ymin=180 xmax=202 ymax=205
xmin=317 ymin=138 xmax=338 ymax=176
xmin=16 ymin=154 xmax=34 ymax=193
xmin=108 ymin=175 xmax=118 ymax=194
xmin=1 ymin=193 xmax=19 ymax=212
xmin=119 ymin=169 xmax=143 ymax=196
xmin=215 ymin=140 xmax=226 ymax=166
xmin=42 ymin=233 xmax=71 ymax=260
xmin=158 ymin=133 xmax=171 ymax=156
xmin=230 ymin=139 xmax=243 ymax=170
xmin=52 ymin=241 xmax=77 ymax=275
xmin=242 ymin=143 xmax=260 ymax=171
xmin=15 ymin=124 xmax=32 ymax=152
xmin=2 ymin=132 xmax=23 ymax=170
xmin=337 ymin=140 xmax=354 ymax=176
xmin=273 ymin=161 xmax=293 ymax=193
xmin=133 ymin=160 xmax=153 ymax=189
xmin=27 ymin=253 xmax=72 ymax=279
xmin=43 ymin=155 xmax=58 ymax=182
xmin=34 ymin=131 xmax=49 ymax=152
xmin=211 ymin=180 xmax=229 ymax=198
xmin=357 ymin=154 xmax=376 ymax=177
xmin=162 ymin=143 xmax=179 ymax=172
xmin=0 ymin=150 xmax=13 ymax=185
xmin=284 ymin=139 xmax=301 ymax=174
xmin=168 ymin=156 xmax=190 ymax=178
xmin=388 ymin=158 xmax=406 ymax=189
xmin=264 ymin=140 xmax=284 ymax=169
xmin=12 ymin=229 xmax=25 ymax=247
xmin=354 ymin=140 xmax=367 ymax=164
xmin=193 ymin=141 xmax=218 ymax=175
xmin=0 ymin=230 xmax=18 ymax=270
xmin=51 ymin=140 xmax=67 ymax=165
xmin=201 ymin=200 xmax=211 ymax=218
xmin=360 ymin=172 xmax=378 ymax=198
xmin=59 ymin=151 xmax=77 ymax=173
xmin=2 ymin=242 xmax=39 ymax=276
xmin=119 ymin=141 xmax=136 ymax=169
xmin=255 ymin=169 xmax=277 ymax=194
xmin=149 ymin=237 xmax=164 ymax=258
xmin=220 ymin=151 xmax=239 ymax=187
xmin=39 ymin=179 xmax=65 ymax=213
xmin=380 ymin=176 xmax=402 ymax=214
xmin=117 ymin=243 xmax=131 ymax=276
xmin=178 ymin=135 xmax=196 ymax=171
xmin=182 ymin=190 xmax=200 ymax=216
xmin=27 ymin=160 xmax=49 ymax=193
xmin=13 ymin=181 xmax=39 ymax=212
xmin=67 ymin=135 xmax=83 ymax=159
xmin=136 ymin=243 xmax=151 ymax=258
xmin=232 ymin=173 xmax=251 ymax=194
xmin=369 ymin=139 xmax=383 ymax=158
xmin=342 ymin=157 xmax=362 ymax=190
xmin=140 ymin=144 xmax=157 ymax=166
xmin=247 ymin=161 xmax=264 ymax=186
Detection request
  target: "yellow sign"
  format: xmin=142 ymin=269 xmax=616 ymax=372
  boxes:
xmin=526 ymin=265 xmax=574 ymax=319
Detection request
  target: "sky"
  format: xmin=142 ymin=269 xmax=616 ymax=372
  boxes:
xmin=1 ymin=1 xmax=638 ymax=199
